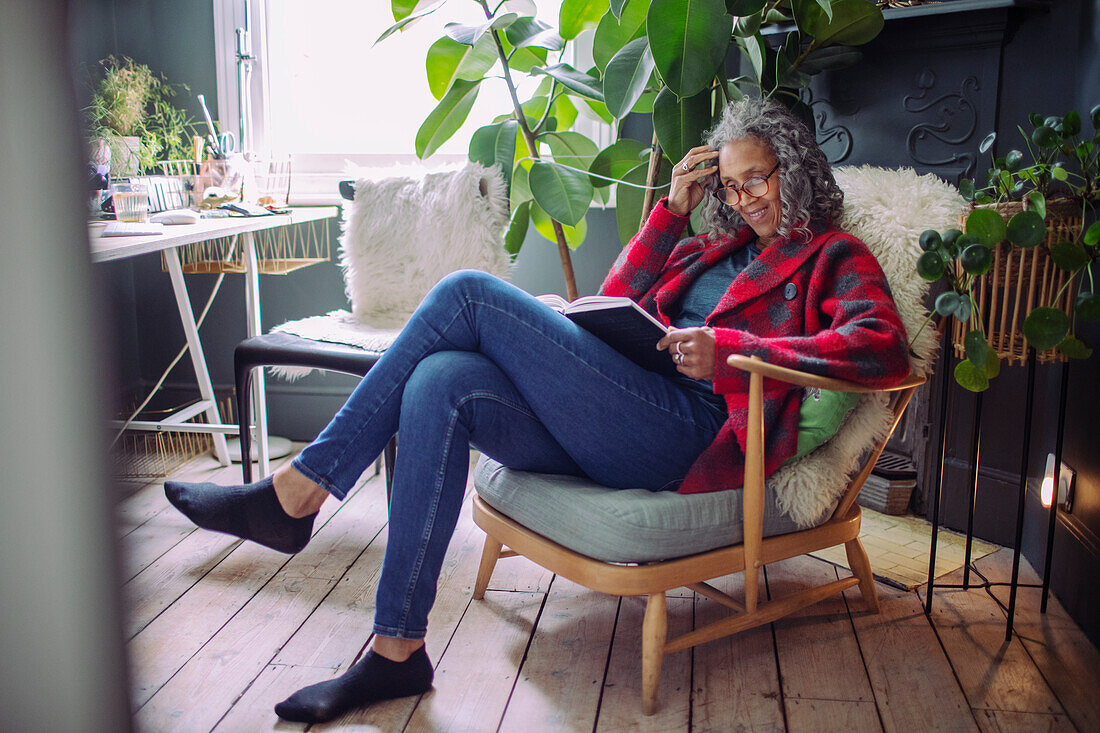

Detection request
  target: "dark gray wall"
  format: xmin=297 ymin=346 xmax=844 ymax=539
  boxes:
xmin=82 ymin=0 xmax=1100 ymax=642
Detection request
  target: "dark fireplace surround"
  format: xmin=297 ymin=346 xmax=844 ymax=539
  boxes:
xmin=791 ymin=0 xmax=1099 ymax=644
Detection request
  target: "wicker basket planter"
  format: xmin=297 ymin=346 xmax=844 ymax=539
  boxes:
xmin=951 ymin=199 xmax=1082 ymax=366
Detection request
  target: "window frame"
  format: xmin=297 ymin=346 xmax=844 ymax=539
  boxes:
xmin=212 ymin=0 xmax=612 ymax=205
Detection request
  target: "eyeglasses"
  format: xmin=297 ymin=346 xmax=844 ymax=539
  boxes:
xmin=712 ymin=162 xmax=779 ymax=207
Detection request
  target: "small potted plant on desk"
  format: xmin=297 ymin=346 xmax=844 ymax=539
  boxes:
xmin=84 ymin=55 xmax=196 ymax=178
xmin=914 ymin=106 xmax=1100 ymax=391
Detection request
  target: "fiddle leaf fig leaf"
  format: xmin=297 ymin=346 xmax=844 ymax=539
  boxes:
xmin=530 ymin=201 xmax=588 ymax=248
xmin=795 ymin=0 xmax=883 ymax=46
xmin=1006 ymin=210 xmax=1046 ymax=249
xmin=415 ymin=78 xmax=482 ymax=158
xmin=505 ymin=16 xmax=565 ymax=52
xmin=529 ymin=161 xmax=594 ymax=226
xmin=589 ymin=138 xmax=648 ymax=188
xmin=733 ymin=11 xmax=764 ymax=37
xmin=531 ymin=63 xmax=604 ymax=101
xmin=726 ymin=0 xmax=767 ymax=13
xmin=559 ymin=0 xmax=610 ymax=40
xmin=377 ymin=1 xmax=445 ymax=43
xmin=542 ymin=130 xmax=600 ymax=171
xmin=426 ymin=35 xmax=496 ymax=100
xmin=798 ymin=46 xmax=863 ymax=73
xmin=469 ymin=119 xmax=519 ymax=191
xmin=391 ymin=1 xmax=419 ymax=21
xmin=593 ymin=0 xmax=648 ymax=70
xmin=653 ymin=86 xmax=713 ymax=164
xmin=647 ymin=0 xmax=732 ymax=98
xmin=1023 ymin=307 xmax=1071 ymax=351
xmin=603 ymin=37 xmax=655 ymax=118
xmin=739 ymin=33 xmax=767 ymax=87
xmin=504 ymin=200 xmax=530 ymax=260
xmin=966 ymin=207 xmax=1007 ymax=247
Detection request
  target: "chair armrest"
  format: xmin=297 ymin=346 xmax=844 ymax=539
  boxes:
xmin=726 ymin=354 xmax=925 ymax=393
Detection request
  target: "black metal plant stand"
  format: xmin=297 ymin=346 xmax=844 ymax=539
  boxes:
xmin=924 ymin=345 xmax=1069 ymax=640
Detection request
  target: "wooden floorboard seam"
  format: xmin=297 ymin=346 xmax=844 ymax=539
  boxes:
xmin=762 ymin=565 xmax=792 ymax=733
xmin=591 ymin=595 xmax=624 ymax=733
xmin=837 ymin=564 xmax=891 ymax=733
xmin=496 ymin=572 xmax=558 ymax=733
xmin=131 ymin=475 xmax=374 ymax=720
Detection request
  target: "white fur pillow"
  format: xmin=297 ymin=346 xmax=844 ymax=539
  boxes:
xmin=339 ymin=162 xmax=511 ymax=328
xmin=769 ymin=166 xmax=966 ymax=527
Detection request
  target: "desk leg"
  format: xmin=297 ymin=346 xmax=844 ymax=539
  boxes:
xmin=163 ymin=249 xmax=231 ymax=466
xmin=242 ymin=231 xmax=271 ymax=478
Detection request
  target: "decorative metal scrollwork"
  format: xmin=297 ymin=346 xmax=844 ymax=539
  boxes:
xmin=805 ymin=89 xmax=853 ymax=164
xmin=905 ymin=70 xmax=980 ymax=177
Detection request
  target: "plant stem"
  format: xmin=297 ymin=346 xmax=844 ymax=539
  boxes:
xmin=479 ymin=0 xmax=578 ymax=300
xmin=640 ymin=129 xmax=662 ymax=230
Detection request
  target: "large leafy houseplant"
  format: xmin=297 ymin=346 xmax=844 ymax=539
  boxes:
xmin=914 ymin=106 xmax=1100 ymax=391
xmin=84 ymin=56 xmax=197 ymax=175
xmin=384 ymin=0 xmax=884 ymax=299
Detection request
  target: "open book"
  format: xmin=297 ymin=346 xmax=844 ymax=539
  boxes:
xmin=537 ymin=294 xmax=678 ymax=378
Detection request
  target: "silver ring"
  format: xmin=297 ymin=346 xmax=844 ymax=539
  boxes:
xmin=682 ymin=162 xmax=690 ymax=171
xmin=673 ymin=342 xmax=682 ymax=356
xmin=676 ymin=352 xmax=684 ymax=365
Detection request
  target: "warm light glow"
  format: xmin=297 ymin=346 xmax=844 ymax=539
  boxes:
xmin=1041 ymin=476 xmax=1055 ymax=507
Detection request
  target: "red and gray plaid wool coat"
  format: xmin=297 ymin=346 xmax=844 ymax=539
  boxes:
xmin=600 ymin=199 xmax=910 ymax=495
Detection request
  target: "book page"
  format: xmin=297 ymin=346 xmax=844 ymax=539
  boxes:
xmin=535 ymin=293 xmax=569 ymax=312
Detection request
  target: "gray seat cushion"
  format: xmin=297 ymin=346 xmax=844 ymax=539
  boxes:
xmin=473 ymin=457 xmax=812 ymax=563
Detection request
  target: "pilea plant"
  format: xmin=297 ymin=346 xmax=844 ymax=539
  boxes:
xmin=915 ymin=107 xmax=1100 ymax=391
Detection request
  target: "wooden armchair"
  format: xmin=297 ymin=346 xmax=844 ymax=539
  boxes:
xmin=468 ymin=165 xmax=964 ymax=714
xmin=471 ymin=358 xmax=924 ymax=714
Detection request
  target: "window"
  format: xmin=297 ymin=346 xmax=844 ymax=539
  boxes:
xmin=214 ymin=0 xmax=603 ymax=203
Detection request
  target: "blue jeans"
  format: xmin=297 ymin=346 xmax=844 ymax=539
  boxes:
xmin=292 ymin=270 xmax=726 ymax=640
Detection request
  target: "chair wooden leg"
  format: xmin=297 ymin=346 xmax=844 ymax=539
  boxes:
xmin=473 ymin=537 xmax=503 ymax=601
xmin=845 ymin=538 xmax=880 ymax=614
xmin=641 ymin=592 xmax=668 ymax=716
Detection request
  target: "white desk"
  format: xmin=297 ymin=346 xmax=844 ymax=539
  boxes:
xmin=91 ymin=207 xmax=338 ymax=478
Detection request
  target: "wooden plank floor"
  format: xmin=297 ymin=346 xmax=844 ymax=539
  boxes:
xmin=120 ymin=447 xmax=1100 ymax=732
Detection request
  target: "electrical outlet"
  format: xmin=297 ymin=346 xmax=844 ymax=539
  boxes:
xmin=1043 ymin=453 xmax=1075 ymax=512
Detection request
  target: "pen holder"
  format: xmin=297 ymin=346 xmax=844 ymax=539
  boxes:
xmin=198 ymin=154 xmax=249 ymax=207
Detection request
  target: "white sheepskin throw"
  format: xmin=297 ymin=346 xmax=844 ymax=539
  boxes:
xmin=768 ymin=166 xmax=966 ymax=527
xmin=339 ymin=162 xmax=511 ymax=327
xmin=271 ymin=162 xmax=511 ymax=378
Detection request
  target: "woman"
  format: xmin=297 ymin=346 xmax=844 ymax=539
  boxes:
xmin=165 ymin=97 xmax=909 ymax=723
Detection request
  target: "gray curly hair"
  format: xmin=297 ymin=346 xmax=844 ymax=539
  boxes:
xmin=698 ymin=97 xmax=843 ymax=243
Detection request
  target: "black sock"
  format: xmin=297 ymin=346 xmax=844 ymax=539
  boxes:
xmin=274 ymin=646 xmax=434 ymax=724
xmin=164 ymin=476 xmax=316 ymax=554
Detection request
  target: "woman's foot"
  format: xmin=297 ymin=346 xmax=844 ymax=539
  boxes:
xmin=164 ymin=475 xmax=316 ymax=554
xmin=273 ymin=645 xmax=433 ymax=723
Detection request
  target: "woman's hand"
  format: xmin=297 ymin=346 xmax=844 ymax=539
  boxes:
xmin=657 ymin=327 xmax=717 ymax=380
xmin=667 ymin=145 xmax=719 ymax=217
